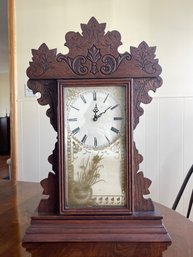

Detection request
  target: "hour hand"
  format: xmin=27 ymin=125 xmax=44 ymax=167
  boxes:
xmin=93 ymin=104 xmax=99 ymax=121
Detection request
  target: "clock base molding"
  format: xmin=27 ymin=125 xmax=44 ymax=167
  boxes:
xmin=23 ymin=243 xmax=169 ymax=257
xmin=23 ymin=215 xmax=171 ymax=257
xmin=23 ymin=214 xmax=171 ymax=244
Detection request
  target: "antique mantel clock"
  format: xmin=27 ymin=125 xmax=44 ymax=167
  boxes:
xmin=23 ymin=17 xmax=171 ymax=256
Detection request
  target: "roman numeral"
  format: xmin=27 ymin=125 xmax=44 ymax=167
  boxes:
xmin=113 ymin=117 xmax=123 ymax=120
xmin=93 ymin=91 xmax=97 ymax=101
xmin=103 ymin=94 xmax=109 ymax=103
xmin=68 ymin=118 xmax=77 ymax=122
xmin=94 ymin=137 xmax=97 ymax=147
xmin=80 ymin=94 xmax=87 ymax=104
xmin=111 ymin=127 xmax=119 ymax=134
xmin=81 ymin=134 xmax=87 ymax=144
xmin=105 ymin=136 xmax=110 ymax=144
xmin=111 ymin=104 xmax=119 ymax=110
xmin=72 ymin=127 xmax=80 ymax=135
xmin=70 ymin=105 xmax=79 ymax=111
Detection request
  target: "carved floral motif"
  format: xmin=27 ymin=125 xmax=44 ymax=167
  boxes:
xmin=133 ymin=77 xmax=163 ymax=129
xmin=130 ymin=41 xmax=158 ymax=74
xmin=87 ymin=45 xmax=101 ymax=74
xmin=55 ymin=17 xmax=131 ymax=76
xmin=133 ymin=143 xmax=154 ymax=211
xmin=57 ymin=44 xmax=132 ymax=76
xmin=27 ymin=17 xmax=161 ymax=78
xmin=28 ymin=80 xmax=58 ymax=131
xmin=27 ymin=44 xmax=57 ymax=77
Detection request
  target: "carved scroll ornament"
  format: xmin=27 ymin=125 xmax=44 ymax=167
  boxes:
xmin=27 ymin=17 xmax=161 ymax=79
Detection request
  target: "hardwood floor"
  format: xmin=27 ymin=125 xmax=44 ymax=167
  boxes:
xmin=0 ymin=155 xmax=10 ymax=179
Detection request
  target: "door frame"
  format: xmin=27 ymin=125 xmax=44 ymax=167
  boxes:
xmin=8 ymin=0 xmax=17 ymax=181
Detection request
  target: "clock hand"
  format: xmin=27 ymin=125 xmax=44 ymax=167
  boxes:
xmin=97 ymin=106 xmax=112 ymax=118
xmin=93 ymin=105 xmax=112 ymax=121
xmin=93 ymin=104 xmax=99 ymax=121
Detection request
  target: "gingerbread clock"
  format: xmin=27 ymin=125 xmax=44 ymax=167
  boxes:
xmin=23 ymin=17 xmax=171 ymax=257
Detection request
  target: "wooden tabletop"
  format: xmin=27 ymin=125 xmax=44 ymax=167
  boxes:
xmin=0 ymin=180 xmax=193 ymax=257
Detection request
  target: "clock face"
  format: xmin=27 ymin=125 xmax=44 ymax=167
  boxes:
xmin=61 ymin=83 xmax=129 ymax=210
xmin=67 ymin=89 xmax=124 ymax=150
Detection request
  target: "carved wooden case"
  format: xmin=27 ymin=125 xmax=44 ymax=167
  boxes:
xmin=27 ymin=17 xmax=162 ymax=214
xmin=23 ymin=18 xmax=171 ymax=248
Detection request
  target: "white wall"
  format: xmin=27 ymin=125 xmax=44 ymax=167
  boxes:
xmin=15 ymin=0 xmax=193 ymax=220
xmin=135 ymin=97 xmax=193 ymax=221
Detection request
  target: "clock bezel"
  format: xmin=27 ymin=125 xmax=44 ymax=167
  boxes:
xmin=58 ymin=78 xmax=134 ymax=216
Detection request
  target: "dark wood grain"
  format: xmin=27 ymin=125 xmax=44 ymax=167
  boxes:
xmin=0 ymin=181 xmax=193 ymax=257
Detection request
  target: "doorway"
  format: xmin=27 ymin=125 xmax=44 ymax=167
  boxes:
xmin=0 ymin=0 xmax=16 ymax=181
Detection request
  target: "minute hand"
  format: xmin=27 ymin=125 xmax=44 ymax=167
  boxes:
xmin=97 ymin=106 xmax=112 ymax=118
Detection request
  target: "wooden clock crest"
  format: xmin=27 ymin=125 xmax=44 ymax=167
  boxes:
xmin=23 ymin=17 xmax=171 ymax=256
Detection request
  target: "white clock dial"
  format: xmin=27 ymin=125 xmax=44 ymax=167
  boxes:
xmin=66 ymin=88 xmax=124 ymax=150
